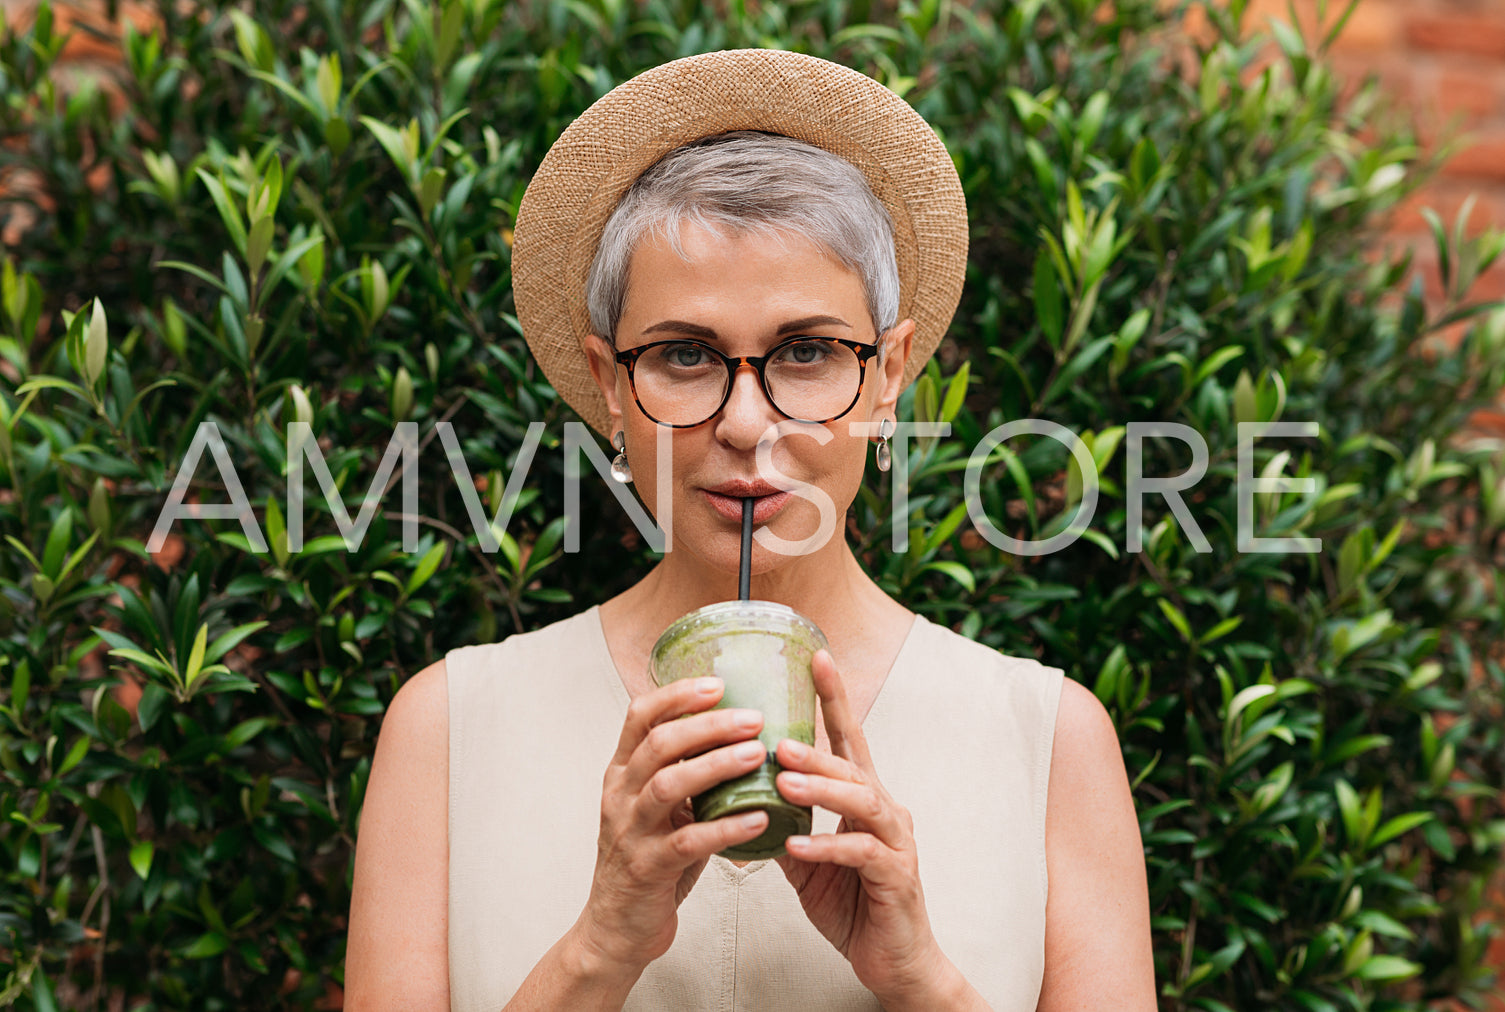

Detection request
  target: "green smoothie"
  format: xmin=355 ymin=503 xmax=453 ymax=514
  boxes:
xmin=650 ymin=601 xmax=825 ymax=860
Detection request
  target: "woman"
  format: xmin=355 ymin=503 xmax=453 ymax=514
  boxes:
xmin=345 ymin=50 xmax=1155 ymax=1010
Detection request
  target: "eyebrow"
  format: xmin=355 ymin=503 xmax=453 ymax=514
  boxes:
xmin=640 ymin=315 xmax=853 ymax=341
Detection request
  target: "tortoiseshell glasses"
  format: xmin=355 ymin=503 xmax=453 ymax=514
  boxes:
xmin=613 ymin=336 xmax=880 ymax=428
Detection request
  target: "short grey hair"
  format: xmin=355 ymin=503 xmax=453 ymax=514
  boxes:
xmin=586 ymin=131 xmax=900 ymax=346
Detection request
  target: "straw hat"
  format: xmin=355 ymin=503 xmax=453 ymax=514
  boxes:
xmin=511 ymin=48 xmax=969 ymax=436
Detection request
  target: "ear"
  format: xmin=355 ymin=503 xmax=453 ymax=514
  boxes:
xmin=873 ymin=318 xmax=916 ymax=420
xmin=583 ymin=333 xmax=625 ymax=433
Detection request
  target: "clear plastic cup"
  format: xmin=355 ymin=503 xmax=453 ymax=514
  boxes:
xmin=650 ymin=601 xmax=825 ymax=860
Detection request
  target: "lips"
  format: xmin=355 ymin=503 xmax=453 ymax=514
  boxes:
xmin=706 ymin=479 xmax=782 ymax=498
xmin=702 ymin=480 xmax=792 ymax=523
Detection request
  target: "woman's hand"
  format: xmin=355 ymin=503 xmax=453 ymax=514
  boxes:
xmin=573 ymin=675 xmax=772 ymax=979
xmin=773 ymin=650 xmax=974 ymax=1008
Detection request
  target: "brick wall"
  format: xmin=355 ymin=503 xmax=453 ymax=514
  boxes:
xmin=1240 ymin=0 xmax=1505 ymax=434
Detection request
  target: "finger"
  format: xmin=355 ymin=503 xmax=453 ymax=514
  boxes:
xmin=783 ymin=830 xmax=907 ymax=885
xmin=636 ymin=737 xmax=769 ymax=827
xmin=775 ymin=770 xmax=909 ymax=847
xmin=811 ymin=649 xmax=874 ymax=771
xmin=623 ymin=704 xmax=764 ymax=797
xmin=660 ymin=810 xmax=769 ymax=869
xmin=773 ymin=737 xmax=863 ymax=782
xmin=611 ymin=676 xmax=724 ymax=767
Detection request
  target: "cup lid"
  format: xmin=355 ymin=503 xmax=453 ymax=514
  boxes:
xmin=652 ymin=599 xmax=829 ymax=657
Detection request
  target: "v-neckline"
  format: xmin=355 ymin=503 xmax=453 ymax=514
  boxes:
xmin=588 ymin=605 xmax=927 ymax=878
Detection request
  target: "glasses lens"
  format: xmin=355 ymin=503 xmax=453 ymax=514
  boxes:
xmin=766 ymin=339 xmax=863 ymax=421
xmin=629 ymin=339 xmax=867 ymax=425
xmin=631 ymin=343 xmax=730 ymax=425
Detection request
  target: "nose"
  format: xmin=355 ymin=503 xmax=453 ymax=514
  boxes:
xmin=713 ymin=361 xmax=780 ymax=449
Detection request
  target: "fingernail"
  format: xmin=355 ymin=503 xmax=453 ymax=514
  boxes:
xmin=734 ymin=709 xmax=762 ymax=729
xmin=786 ymin=835 xmax=809 ymax=848
xmin=695 ymin=677 xmax=722 ymax=694
xmin=734 ymin=741 xmax=765 ymax=761
xmin=740 ymin=812 xmax=765 ymax=829
xmin=781 ymin=771 xmax=807 ymax=789
xmin=782 ymin=739 xmax=808 ymax=759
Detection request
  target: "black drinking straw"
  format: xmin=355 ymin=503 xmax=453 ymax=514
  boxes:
xmin=739 ymin=497 xmax=753 ymax=601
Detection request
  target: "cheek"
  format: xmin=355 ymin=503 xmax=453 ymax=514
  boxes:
xmin=813 ymin=431 xmax=871 ymax=507
xmin=839 ymin=439 xmax=871 ymax=490
xmin=628 ymin=428 xmax=668 ymax=514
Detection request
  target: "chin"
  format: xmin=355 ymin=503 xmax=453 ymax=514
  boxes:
xmin=667 ymin=510 xmax=838 ymax=575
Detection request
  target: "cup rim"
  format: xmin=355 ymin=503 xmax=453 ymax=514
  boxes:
xmin=651 ymin=599 xmax=829 ymax=660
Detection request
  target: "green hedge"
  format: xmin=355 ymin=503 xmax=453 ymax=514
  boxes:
xmin=2 ymin=0 xmax=1503 ymax=1008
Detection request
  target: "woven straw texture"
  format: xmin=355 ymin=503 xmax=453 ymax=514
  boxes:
xmin=511 ymin=48 xmax=969 ymax=436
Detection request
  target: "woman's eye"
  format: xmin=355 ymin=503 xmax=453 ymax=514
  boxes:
xmin=780 ymin=340 xmax=829 ymax=364
xmin=663 ymin=344 xmax=707 ymax=367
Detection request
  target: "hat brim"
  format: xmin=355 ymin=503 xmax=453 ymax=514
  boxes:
xmin=511 ymin=48 xmax=968 ymax=436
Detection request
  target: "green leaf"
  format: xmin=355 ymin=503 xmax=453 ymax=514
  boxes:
xmin=920 ymin=560 xmax=975 ymax=593
xmin=258 ymin=234 xmax=325 ymax=309
xmin=84 ymin=298 xmax=108 ymax=389
xmin=194 ymin=169 xmax=248 ymax=255
xmin=921 ymin=502 xmax=971 ymax=556
xmin=5 ymin=534 xmax=42 ymax=572
xmin=41 ymin=508 xmax=73 ymax=581
xmin=1335 ymin=609 xmax=1392 ymax=659
xmin=246 ymin=215 xmax=275 ymax=278
xmin=405 ymin=543 xmax=446 ymax=596
xmin=129 ymin=840 xmax=154 ymax=880
xmin=995 ymin=443 xmax=1036 ymax=534
xmin=1226 ymin=684 xmax=1276 ymax=729
xmin=913 ymin=373 xmax=939 ymax=424
xmin=224 ymin=717 xmax=273 ymax=750
xmin=1157 ymin=599 xmax=1191 ymax=643
xmin=107 ymin=647 xmax=176 ymax=678
xmin=1354 ymin=954 xmax=1421 ymax=982
xmin=184 ymin=623 xmax=209 ymax=689
xmin=1192 ymin=346 xmax=1244 ymax=388
xmin=1325 ymin=733 xmax=1391 ymax=764
xmin=137 ymin=683 xmax=172 ymax=734
xmin=204 ymin=621 xmax=268 ymax=666
xmin=1033 ymin=250 xmax=1063 ymax=348
xmin=157 ymin=259 xmax=232 ymax=296
xmin=1041 ymin=336 xmax=1113 ymax=406
xmin=181 ymin=931 xmax=229 ymax=959
xmin=360 ymin=116 xmax=417 ymax=182
xmin=1094 ymin=644 xmax=1129 ymax=707
xmin=244 ymin=67 xmax=320 ymax=118
xmin=14 ymin=375 xmax=88 ymax=401
xmin=1078 ymin=528 xmax=1120 ymax=559
xmin=58 ymin=736 xmax=89 ymax=776
xmin=1370 ymin=811 xmax=1433 ymax=849
xmin=298 ymin=534 xmax=353 ymax=557
xmin=227 ymin=10 xmax=274 ymax=72
xmin=1199 ymin=616 xmax=1243 ymax=646
xmin=31 ymin=967 xmax=58 ymax=1012
xmin=939 ymin=361 xmax=970 ymax=424
xmin=1335 ymin=779 xmax=1364 ymax=848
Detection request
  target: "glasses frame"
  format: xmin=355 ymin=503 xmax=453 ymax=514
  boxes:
xmin=613 ymin=335 xmax=881 ymax=427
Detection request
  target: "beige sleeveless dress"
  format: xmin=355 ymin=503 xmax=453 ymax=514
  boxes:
xmin=446 ymin=606 xmax=1063 ymax=1011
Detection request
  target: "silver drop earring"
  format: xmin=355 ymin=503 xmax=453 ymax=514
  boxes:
xmin=875 ymin=417 xmax=893 ymax=472
xmin=610 ymin=431 xmax=633 ymax=484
